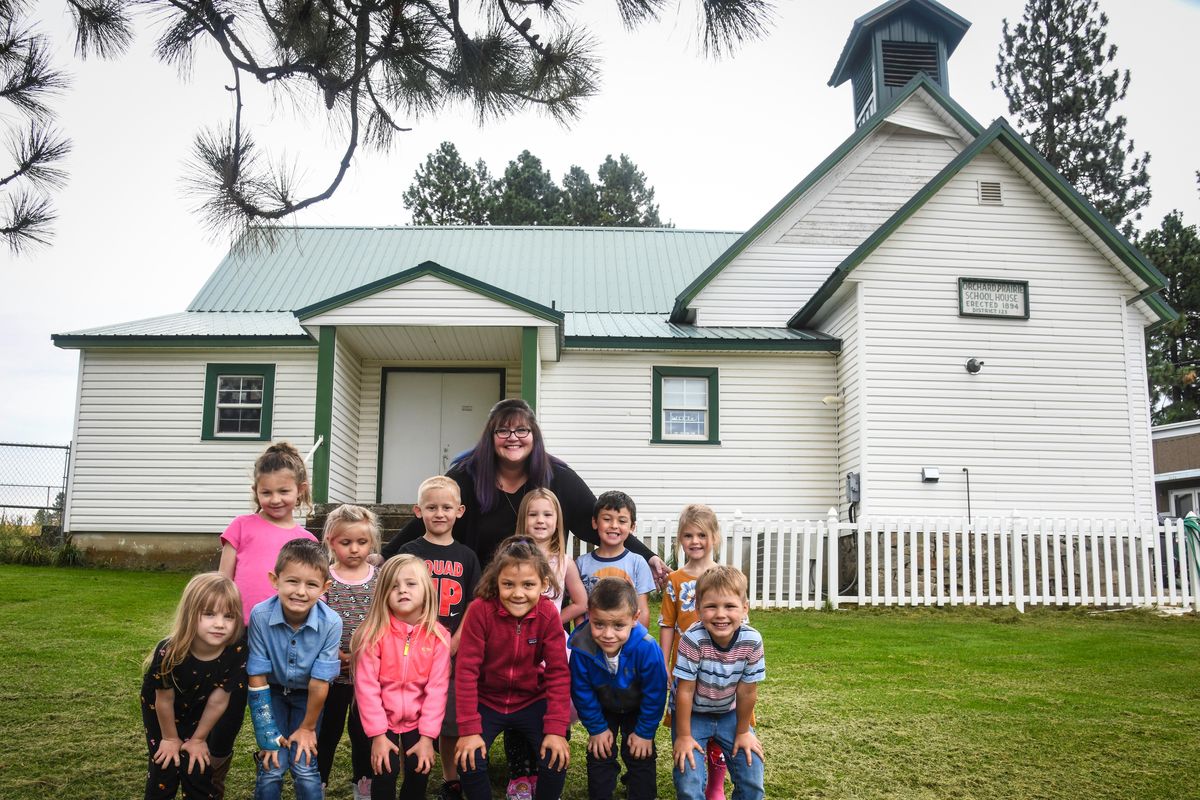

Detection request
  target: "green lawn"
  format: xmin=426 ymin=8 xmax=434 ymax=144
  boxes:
xmin=2 ymin=565 xmax=1199 ymax=799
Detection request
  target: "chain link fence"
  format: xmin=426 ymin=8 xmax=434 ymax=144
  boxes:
xmin=0 ymin=442 xmax=70 ymax=528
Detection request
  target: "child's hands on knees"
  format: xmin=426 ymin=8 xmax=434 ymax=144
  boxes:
xmin=673 ymin=734 xmax=703 ymax=772
xmin=259 ymin=748 xmax=282 ymax=771
xmin=627 ymin=732 xmax=654 ymax=760
xmin=180 ymin=738 xmax=212 ymax=774
xmin=455 ymin=734 xmax=486 ymax=772
xmin=406 ymin=735 xmax=437 ymax=774
xmin=152 ymin=737 xmax=183 ymax=768
xmin=290 ymin=726 xmax=319 ymax=766
xmin=540 ymin=734 xmax=570 ymax=771
xmin=732 ymin=730 xmax=763 ymax=766
xmin=587 ymin=729 xmax=614 ymax=759
xmin=371 ymin=734 xmax=400 ymax=774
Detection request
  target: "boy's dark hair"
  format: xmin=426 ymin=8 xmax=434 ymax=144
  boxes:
xmin=588 ymin=577 xmax=639 ymax=617
xmin=274 ymin=539 xmax=331 ymax=581
xmin=593 ymin=490 xmax=637 ymax=523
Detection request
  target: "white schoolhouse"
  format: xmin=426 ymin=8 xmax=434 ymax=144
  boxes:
xmin=54 ymin=0 xmax=1175 ymax=563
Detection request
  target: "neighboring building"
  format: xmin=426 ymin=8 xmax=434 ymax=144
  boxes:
xmin=52 ymin=0 xmax=1176 ymax=563
xmin=1153 ymin=420 xmax=1200 ymax=518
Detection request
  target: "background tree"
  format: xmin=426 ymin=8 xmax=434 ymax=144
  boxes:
xmin=995 ymin=0 xmax=1150 ymax=234
xmin=596 ymin=154 xmax=661 ymax=226
xmin=1143 ymin=211 xmax=1200 ymax=423
xmin=560 ymin=165 xmax=602 ymax=226
xmin=401 ymin=142 xmax=494 ymax=225
xmin=403 ymin=146 xmax=669 ymax=227
xmin=490 ymin=151 xmax=563 ymax=226
xmin=23 ymin=0 xmax=772 ymax=245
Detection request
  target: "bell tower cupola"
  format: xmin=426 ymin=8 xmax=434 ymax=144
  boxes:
xmin=829 ymin=0 xmax=971 ymax=127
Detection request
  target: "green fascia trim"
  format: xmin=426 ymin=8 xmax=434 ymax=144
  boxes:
xmin=789 ymin=118 xmax=1175 ymax=328
xmin=829 ymin=0 xmax=971 ymax=86
xmin=651 ymin=366 xmax=720 ymax=445
xmin=201 ymin=363 xmax=276 ymax=442
xmin=51 ymin=335 xmax=315 ymax=350
xmin=312 ymin=326 xmax=336 ymax=504
xmin=669 ymin=74 xmax=983 ymax=323
xmin=293 ymin=260 xmax=565 ymax=325
xmin=1144 ymin=293 xmax=1180 ymax=333
xmin=521 ymin=326 xmax=538 ymax=411
xmin=566 ymin=336 xmax=840 ymax=352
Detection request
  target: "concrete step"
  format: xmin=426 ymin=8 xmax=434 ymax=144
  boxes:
xmin=307 ymin=503 xmax=416 ymax=545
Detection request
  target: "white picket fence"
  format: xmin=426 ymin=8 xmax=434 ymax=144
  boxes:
xmin=568 ymin=513 xmax=1200 ymax=612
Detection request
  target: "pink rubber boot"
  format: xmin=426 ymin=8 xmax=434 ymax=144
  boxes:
xmin=705 ymin=741 xmax=727 ymax=800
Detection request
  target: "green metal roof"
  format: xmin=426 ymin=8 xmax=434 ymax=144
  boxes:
xmin=52 ymin=312 xmax=313 ymax=348
xmin=564 ymin=313 xmax=839 ymax=350
xmin=189 ymin=226 xmax=742 ymax=315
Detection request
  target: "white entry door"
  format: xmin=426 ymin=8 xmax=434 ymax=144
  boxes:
xmin=380 ymin=370 xmax=502 ymax=503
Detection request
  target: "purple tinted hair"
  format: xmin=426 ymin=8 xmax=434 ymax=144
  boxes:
xmin=453 ymin=399 xmax=557 ymax=513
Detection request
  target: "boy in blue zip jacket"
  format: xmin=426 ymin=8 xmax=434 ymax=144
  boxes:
xmin=569 ymin=577 xmax=668 ymax=800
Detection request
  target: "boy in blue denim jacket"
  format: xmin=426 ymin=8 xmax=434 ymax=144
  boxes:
xmin=569 ymin=577 xmax=668 ymax=800
xmin=246 ymin=539 xmax=342 ymax=800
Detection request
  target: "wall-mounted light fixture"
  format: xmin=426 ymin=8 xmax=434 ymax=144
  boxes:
xmin=921 ymin=467 xmax=940 ymax=483
xmin=821 ymin=395 xmax=842 ymax=407
xmin=965 ymin=358 xmax=984 ymax=374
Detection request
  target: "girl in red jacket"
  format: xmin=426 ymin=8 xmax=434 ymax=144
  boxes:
xmin=454 ymin=536 xmax=571 ymax=800
xmin=352 ymin=554 xmax=451 ymax=800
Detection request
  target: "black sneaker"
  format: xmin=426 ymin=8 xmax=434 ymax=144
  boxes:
xmin=438 ymin=780 xmax=464 ymax=800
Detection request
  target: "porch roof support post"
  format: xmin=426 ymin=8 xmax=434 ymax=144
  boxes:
xmin=521 ymin=327 xmax=538 ymax=411
xmin=313 ymin=326 xmax=336 ymax=504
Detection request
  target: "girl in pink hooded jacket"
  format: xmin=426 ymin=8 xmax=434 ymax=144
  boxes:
xmin=352 ymin=554 xmax=451 ymax=800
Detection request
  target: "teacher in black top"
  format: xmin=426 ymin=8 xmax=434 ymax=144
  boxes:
xmin=382 ymin=397 xmax=668 ymax=582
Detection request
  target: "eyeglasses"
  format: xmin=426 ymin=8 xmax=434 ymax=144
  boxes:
xmin=494 ymin=427 xmax=532 ymax=440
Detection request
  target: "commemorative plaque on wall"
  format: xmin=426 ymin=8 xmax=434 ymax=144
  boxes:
xmin=958 ymin=278 xmax=1029 ymax=320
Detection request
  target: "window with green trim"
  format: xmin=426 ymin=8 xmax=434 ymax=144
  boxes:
xmin=202 ymin=364 xmax=275 ymax=441
xmin=652 ymin=367 xmax=719 ymax=444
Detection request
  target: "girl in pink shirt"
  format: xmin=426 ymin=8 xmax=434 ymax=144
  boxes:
xmin=352 ymin=554 xmax=452 ymax=800
xmin=218 ymin=442 xmax=317 ymax=623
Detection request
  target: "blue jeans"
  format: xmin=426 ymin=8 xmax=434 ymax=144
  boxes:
xmin=254 ymin=686 xmax=324 ymax=800
xmin=672 ymin=710 xmax=764 ymax=800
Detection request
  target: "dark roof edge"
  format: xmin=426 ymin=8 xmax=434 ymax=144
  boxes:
xmin=293 ymin=260 xmax=564 ymax=323
xmin=565 ymin=336 xmax=841 ymax=352
xmin=669 ymin=75 xmax=983 ymax=324
xmin=51 ymin=335 xmax=317 ymax=350
xmin=788 ymin=118 xmax=1175 ymax=328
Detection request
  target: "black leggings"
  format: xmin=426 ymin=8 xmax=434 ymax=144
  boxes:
xmin=370 ymin=729 xmax=429 ymax=800
xmin=316 ymin=681 xmax=371 ymax=785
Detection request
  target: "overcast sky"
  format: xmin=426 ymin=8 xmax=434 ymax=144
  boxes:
xmin=4 ymin=0 xmax=1199 ymax=444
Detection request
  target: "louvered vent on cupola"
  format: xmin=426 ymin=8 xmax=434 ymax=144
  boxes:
xmin=881 ymin=41 xmax=940 ymax=87
xmin=829 ymin=1 xmax=971 ymax=128
xmin=977 ymin=180 xmax=1003 ymax=205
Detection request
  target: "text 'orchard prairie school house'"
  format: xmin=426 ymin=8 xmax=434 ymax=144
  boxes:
xmin=53 ymin=0 xmax=1176 ymax=562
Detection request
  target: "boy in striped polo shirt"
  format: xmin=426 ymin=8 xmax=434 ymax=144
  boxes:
xmin=671 ymin=566 xmax=765 ymax=800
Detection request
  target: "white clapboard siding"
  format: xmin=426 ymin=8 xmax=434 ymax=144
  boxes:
xmin=692 ymin=123 xmax=961 ymax=327
xmin=353 ymin=360 xmax=522 ymax=503
xmin=67 ymin=348 xmax=317 ymax=533
xmin=884 ymin=91 xmax=965 ymax=139
xmin=538 ymin=350 xmax=838 ymax=519
xmin=850 ymin=148 xmax=1154 ymax=517
xmin=819 ymin=289 xmax=862 ymax=513
xmin=328 ymin=336 xmax=362 ymax=503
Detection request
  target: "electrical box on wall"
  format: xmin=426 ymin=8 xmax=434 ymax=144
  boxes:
xmin=846 ymin=472 xmax=861 ymax=503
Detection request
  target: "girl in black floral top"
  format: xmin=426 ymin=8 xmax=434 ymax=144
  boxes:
xmin=141 ymin=573 xmax=247 ymax=800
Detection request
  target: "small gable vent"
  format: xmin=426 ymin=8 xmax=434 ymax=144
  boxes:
xmin=977 ymin=180 xmax=1003 ymax=206
xmin=881 ymin=41 xmax=940 ymax=87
